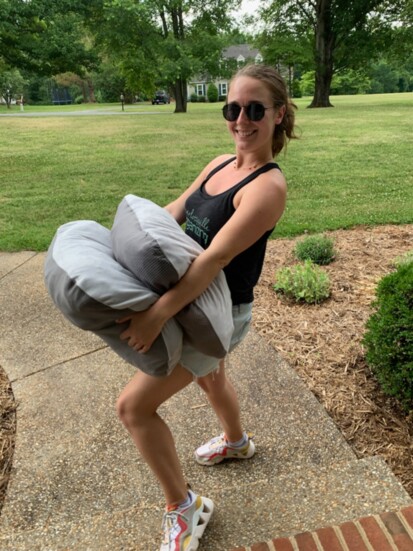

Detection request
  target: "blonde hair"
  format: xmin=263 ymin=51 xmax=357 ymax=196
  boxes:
xmin=230 ymin=64 xmax=298 ymax=157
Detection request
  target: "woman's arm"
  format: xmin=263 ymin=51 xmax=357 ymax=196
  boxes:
xmin=120 ymin=170 xmax=286 ymax=352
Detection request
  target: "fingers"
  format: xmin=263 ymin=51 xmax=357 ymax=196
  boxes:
xmin=119 ymin=329 xmax=149 ymax=353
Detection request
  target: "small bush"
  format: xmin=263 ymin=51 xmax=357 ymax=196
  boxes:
xmin=197 ymin=95 xmax=206 ymax=103
xmin=363 ymin=262 xmax=413 ymax=410
xmin=393 ymin=250 xmax=413 ymax=269
xmin=207 ymin=83 xmax=219 ymax=103
xmin=190 ymin=93 xmax=198 ymax=103
xmin=274 ymin=260 xmax=331 ymax=304
xmin=294 ymin=234 xmax=335 ymax=265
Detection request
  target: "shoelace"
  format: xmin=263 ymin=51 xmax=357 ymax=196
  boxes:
xmin=161 ymin=508 xmax=189 ymax=546
xmin=209 ymin=434 xmax=227 ymax=452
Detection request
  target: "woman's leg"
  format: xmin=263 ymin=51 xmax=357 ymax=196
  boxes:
xmin=196 ymin=359 xmax=243 ymax=442
xmin=116 ymin=363 xmax=193 ymax=506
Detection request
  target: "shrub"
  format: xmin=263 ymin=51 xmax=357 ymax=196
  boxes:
xmin=363 ymin=262 xmax=413 ymax=410
xmin=207 ymin=83 xmax=219 ymax=103
xmin=393 ymin=250 xmax=413 ymax=269
xmin=274 ymin=260 xmax=331 ymax=304
xmin=197 ymin=95 xmax=206 ymax=103
xmin=190 ymin=93 xmax=198 ymax=103
xmin=294 ymin=234 xmax=335 ymax=265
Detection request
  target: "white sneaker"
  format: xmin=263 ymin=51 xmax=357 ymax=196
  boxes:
xmin=194 ymin=433 xmax=255 ymax=466
xmin=160 ymin=491 xmax=214 ymax=550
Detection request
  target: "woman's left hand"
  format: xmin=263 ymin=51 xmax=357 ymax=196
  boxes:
xmin=117 ymin=307 xmax=164 ymax=353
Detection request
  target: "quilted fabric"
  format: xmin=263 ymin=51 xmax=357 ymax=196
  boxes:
xmin=44 ymin=195 xmax=234 ymax=376
xmin=44 ymin=220 xmax=182 ymax=376
xmin=111 ymin=195 xmax=233 ymax=357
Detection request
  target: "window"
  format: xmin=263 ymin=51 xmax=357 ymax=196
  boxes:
xmin=219 ymin=83 xmax=227 ymax=97
xmin=196 ymin=84 xmax=206 ymax=96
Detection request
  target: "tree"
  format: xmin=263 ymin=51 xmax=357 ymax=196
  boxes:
xmin=0 ymin=69 xmax=27 ymax=108
xmin=261 ymin=0 xmax=405 ymax=107
xmin=89 ymin=0 xmax=239 ymax=113
xmin=256 ymin=27 xmax=313 ymax=96
xmin=0 ymin=0 xmax=96 ymax=77
xmin=0 ymin=0 xmax=47 ymax=72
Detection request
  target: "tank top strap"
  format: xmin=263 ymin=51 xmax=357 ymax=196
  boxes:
xmin=203 ymin=158 xmax=280 ymax=189
xmin=225 ymin=161 xmax=281 ymax=196
xmin=238 ymin=162 xmax=280 ymax=186
xmin=203 ymin=156 xmax=236 ymax=184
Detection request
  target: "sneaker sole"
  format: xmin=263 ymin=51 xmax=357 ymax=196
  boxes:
xmin=187 ymin=496 xmax=214 ymax=550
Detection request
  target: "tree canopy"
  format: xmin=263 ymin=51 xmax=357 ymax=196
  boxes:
xmin=259 ymin=0 xmax=409 ymax=107
xmin=1 ymin=0 xmax=412 ymax=109
xmin=88 ymin=0 xmax=240 ymax=112
xmin=0 ymin=0 xmax=96 ymax=76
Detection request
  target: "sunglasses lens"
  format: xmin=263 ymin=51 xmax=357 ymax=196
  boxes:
xmin=223 ymin=102 xmax=266 ymax=122
xmin=223 ymin=103 xmax=241 ymax=121
xmin=247 ymin=103 xmax=265 ymax=121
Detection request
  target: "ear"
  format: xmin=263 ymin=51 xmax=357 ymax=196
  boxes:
xmin=274 ymin=104 xmax=286 ymax=125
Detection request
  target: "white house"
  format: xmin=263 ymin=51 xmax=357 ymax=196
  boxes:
xmin=187 ymin=44 xmax=263 ymax=100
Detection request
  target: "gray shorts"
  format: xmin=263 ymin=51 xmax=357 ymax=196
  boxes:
xmin=179 ymin=302 xmax=252 ymax=378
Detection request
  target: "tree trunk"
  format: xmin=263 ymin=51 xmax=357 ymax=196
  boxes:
xmin=87 ymin=78 xmax=96 ymax=103
xmin=81 ymin=81 xmax=88 ymax=102
xmin=309 ymin=0 xmax=334 ymax=108
xmin=174 ymin=78 xmax=187 ymax=113
xmin=170 ymin=5 xmax=187 ymax=113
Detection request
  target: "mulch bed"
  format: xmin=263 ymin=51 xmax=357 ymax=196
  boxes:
xmin=0 ymin=224 xmax=412 ymax=513
xmin=253 ymin=224 xmax=413 ymax=496
xmin=0 ymin=367 xmax=15 ymax=513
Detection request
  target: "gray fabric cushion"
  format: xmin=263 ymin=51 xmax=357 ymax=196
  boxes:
xmin=44 ymin=221 xmax=182 ymax=376
xmin=111 ymin=195 xmax=234 ymax=358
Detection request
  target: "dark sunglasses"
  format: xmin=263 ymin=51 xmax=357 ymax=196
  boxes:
xmin=222 ymin=102 xmax=273 ymax=122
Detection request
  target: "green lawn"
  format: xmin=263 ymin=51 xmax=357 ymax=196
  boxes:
xmin=0 ymin=93 xmax=412 ymax=251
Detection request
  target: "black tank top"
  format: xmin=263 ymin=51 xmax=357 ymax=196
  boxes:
xmin=185 ymin=156 xmax=280 ymax=305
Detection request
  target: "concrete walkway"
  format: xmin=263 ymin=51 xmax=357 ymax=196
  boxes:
xmin=0 ymin=251 xmax=411 ymax=550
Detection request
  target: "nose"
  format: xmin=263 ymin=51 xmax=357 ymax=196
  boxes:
xmin=236 ymin=106 xmax=250 ymax=123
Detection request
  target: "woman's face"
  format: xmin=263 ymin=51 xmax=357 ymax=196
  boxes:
xmin=225 ymin=76 xmax=284 ymax=155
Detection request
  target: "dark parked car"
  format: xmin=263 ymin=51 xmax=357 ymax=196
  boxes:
xmin=152 ymin=91 xmax=170 ymax=104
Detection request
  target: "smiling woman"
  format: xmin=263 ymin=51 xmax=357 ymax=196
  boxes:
xmin=112 ymin=64 xmax=297 ymax=550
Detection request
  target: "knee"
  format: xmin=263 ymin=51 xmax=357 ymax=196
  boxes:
xmin=116 ymin=389 xmax=152 ymax=430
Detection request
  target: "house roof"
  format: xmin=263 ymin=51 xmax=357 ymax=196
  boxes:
xmin=222 ymin=44 xmax=261 ymax=60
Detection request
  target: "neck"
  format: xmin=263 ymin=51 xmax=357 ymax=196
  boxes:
xmin=233 ymin=154 xmax=273 ymax=171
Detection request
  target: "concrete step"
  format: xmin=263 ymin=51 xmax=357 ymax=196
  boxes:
xmin=0 ymin=456 xmax=410 ymax=550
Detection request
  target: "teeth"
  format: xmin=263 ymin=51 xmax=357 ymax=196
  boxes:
xmin=237 ymin=131 xmax=254 ymax=137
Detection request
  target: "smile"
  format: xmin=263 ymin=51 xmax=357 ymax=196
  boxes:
xmin=236 ymin=130 xmax=255 ymax=137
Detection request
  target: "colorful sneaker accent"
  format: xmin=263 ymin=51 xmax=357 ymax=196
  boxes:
xmin=194 ymin=433 xmax=255 ymax=466
xmin=160 ymin=491 xmax=214 ymax=551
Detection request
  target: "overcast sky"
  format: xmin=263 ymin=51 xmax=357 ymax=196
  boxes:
xmin=234 ymin=0 xmax=264 ymax=31
xmin=239 ymin=0 xmax=262 ymax=17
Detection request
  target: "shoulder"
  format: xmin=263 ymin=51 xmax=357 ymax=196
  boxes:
xmin=199 ymin=154 xmax=235 ymax=179
xmin=245 ymin=165 xmax=286 ymax=199
xmin=235 ymin=167 xmax=286 ymax=223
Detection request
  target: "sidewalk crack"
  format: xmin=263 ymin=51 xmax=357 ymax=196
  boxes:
xmin=11 ymin=345 xmax=108 ymax=382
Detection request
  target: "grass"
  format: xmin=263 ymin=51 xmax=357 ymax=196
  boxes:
xmin=0 ymin=93 xmax=412 ymax=251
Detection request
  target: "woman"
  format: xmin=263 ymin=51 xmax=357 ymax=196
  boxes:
xmin=117 ymin=64 xmax=297 ymax=550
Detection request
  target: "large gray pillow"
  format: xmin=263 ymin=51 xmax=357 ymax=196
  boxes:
xmin=44 ymin=220 xmax=182 ymax=376
xmin=111 ymin=195 xmax=234 ymax=358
